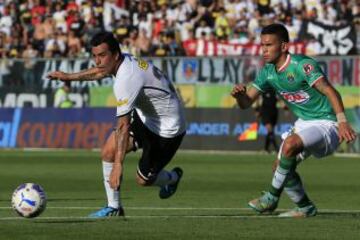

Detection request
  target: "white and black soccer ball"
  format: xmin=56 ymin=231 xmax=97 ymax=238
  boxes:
xmin=11 ymin=183 xmax=47 ymax=218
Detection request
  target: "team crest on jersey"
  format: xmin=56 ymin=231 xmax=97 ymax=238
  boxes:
xmin=137 ymin=59 xmax=149 ymax=70
xmin=287 ymin=73 xmax=295 ymax=83
xmin=116 ymin=98 xmax=128 ymax=106
xmin=303 ymin=63 xmax=314 ymax=75
xmin=280 ymin=90 xmax=310 ymax=104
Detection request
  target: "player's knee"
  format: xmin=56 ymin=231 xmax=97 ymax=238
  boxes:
xmin=135 ymin=174 xmax=152 ymax=186
xmin=281 ymin=138 xmax=301 ymax=158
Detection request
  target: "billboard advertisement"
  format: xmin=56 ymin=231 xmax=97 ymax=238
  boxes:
xmin=0 ymin=108 xmax=296 ymax=150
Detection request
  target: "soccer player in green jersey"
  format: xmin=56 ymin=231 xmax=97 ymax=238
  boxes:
xmin=231 ymin=23 xmax=357 ymax=217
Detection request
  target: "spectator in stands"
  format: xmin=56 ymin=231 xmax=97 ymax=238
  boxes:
xmin=165 ymin=31 xmax=184 ymax=56
xmin=68 ymin=12 xmax=86 ymax=38
xmin=44 ymin=31 xmax=66 ymax=58
xmin=230 ymin=26 xmax=250 ymax=44
xmin=134 ymin=28 xmax=151 ymax=56
xmin=53 ymin=2 xmax=67 ymax=33
xmin=22 ymin=43 xmax=38 ymax=88
xmin=8 ymin=28 xmax=23 ymax=58
xmin=0 ymin=5 xmax=12 ymax=37
xmin=195 ymin=20 xmax=212 ymax=39
xmin=80 ymin=1 xmax=93 ymax=24
xmin=114 ymin=15 xmax=131 ymax=43
xmin=248 ymin=9 xmax=262 ymax=43
xmin=54 ymin=81 xmax=74 ymax=108
xmin=257 ymin=0 xmax=271 ymax=15
xmin=182 ymin=27 xmax=197 ymax=56
xmin=31 ymin=0 xmax=46 ymax=26
xmin=137 ymin=14 xmax=151 ymax=39
xmin=67 ymin=30 xmax=83 ymax=57
xmin=0 ymin=0 xmax=357 ymax=59
xmin=284 ymin=16 xmax=299 ymax=42
xmin=151 ymin=31 xmax=171 ymax=57
xmin=214 ymin=7 xmax=231 ymax=40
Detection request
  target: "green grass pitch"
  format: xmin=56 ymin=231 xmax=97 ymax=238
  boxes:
xmin=0 ymin=150 xmax=359 ymax=240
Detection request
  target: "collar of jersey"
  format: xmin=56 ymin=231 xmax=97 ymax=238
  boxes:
xmin=277 ymin=54 xmax=291 ymax=72
xmin=114 ymin=56 xmax=133 ymax=79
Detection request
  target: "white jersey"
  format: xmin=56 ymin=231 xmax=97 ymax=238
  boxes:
xmin=113 ymin=54 xmax=186 ymax=138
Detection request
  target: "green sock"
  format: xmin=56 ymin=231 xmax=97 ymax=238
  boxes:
xmin=296 ymin=194 xmax=312 ymax=208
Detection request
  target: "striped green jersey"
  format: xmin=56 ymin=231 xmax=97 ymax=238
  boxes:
xmin=252 ymin=54 xmax=336 ymax=121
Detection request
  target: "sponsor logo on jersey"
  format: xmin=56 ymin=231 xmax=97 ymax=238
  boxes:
xmin=287 ymin=73 xmax=295 ymax=83
xmin=279 ymin=90 xmax=310 ymax=104
xmin=303 ymin=63 xmax=314 ymax=75
xmin=116 ymin=98 xmax=128 ymax=106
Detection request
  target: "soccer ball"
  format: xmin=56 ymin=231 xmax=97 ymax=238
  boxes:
xmin=11 ymin=183 xmax=47 ymax=218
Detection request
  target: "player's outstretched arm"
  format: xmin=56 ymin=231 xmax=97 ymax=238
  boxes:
xmin=47 ymin=66 xmax=110 ymax=82
xmin=313 ymin=77 xmax=357 ymax=143
xmin=231 ymin=84 xmax=260 ymax=109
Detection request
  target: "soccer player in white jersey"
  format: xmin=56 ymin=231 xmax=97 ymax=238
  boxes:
xmin=48 ymin=32 xmax=186 ymax=218
xmin=231 ymin=24 xmax=357 ymax=217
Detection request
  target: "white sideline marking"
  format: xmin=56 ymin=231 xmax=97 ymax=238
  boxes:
xmin=0 ymin=215 xmax=280 ymax=221
xmin=1 ymin=206 xmax=360 ymax=213
xmin=5 ymin=148 xmax=360 ymax=158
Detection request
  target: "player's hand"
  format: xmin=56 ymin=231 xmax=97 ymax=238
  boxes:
xmin=109 ymin=163 xmax=122 ymax=190
xmin=231 ymin=84 xmax=247 ymax=98
xmin=47 ymin=71 xmax=69 ymax=81
xmin=338 ymin=122 xmax=357 ymax=143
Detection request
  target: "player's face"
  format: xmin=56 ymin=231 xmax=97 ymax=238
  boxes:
xmin=260 ymin=34 xmax=284 ymax=64
xmin=92 ymin=43 xmax=118 ymax=70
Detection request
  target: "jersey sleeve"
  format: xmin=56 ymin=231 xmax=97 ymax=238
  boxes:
xmin=298 ymin=58 xmax=325 ymax=87
xmin=114 ymin=72 xmax=143 ymax=117
xmin=252 ymin=67 xmax=272 ymax=92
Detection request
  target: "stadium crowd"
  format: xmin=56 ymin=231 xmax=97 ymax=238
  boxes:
xmin=0 ymin=0 xmax=359 ymax=58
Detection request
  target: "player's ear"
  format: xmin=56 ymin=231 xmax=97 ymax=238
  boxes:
xmin=281 ymin=42 xmax=289 ymax=53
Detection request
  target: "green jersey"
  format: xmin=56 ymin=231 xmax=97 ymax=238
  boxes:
xmin=252 ymin=54 xmax=336 ymax=121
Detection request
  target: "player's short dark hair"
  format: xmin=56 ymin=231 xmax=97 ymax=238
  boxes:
xmin=90 ymin=32 xmax=121 ymax=55
xmin=261 ymin=23 xmax=289 ymax=43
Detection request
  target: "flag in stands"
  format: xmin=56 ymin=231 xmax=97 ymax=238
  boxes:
xmin=238 ymin=122 xmax=258 ymax=141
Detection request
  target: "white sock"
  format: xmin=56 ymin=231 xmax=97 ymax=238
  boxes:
xmin=284 ymin=172 xmax=306 ymax=203
xmin=153 ymin=170 xmax=178 ymax=187
xmin=271 ymin=166 xmax=290 ymax=189
xmin=102 ymin=161 xmax=121 ymax=209
xmin=285 ymin=183 xmax=305 ymax=203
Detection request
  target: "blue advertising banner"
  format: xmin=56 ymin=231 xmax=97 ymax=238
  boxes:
xmin=0 ymin=108 xmax=115 ymax=149
xmin=0 ymin=108 xmax=296 ymax=150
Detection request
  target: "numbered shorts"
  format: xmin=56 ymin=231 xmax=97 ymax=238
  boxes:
xmin=281 ymin=119 xmax=339 ymax=158
xmin=130 ymin=111 xmax=185 ymax=184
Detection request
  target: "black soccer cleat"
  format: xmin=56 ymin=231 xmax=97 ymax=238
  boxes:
xmin=159 ymin=167 xmax=183 ymax=199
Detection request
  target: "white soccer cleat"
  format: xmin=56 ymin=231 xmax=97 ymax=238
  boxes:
xmin=278 ymin=204 xmax=317 ymax=218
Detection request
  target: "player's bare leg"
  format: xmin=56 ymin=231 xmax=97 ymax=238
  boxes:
xmin=89 ymin=131 xmax=134 ymax=218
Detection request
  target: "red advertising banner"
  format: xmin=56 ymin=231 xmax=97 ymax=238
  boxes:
xmin=183 ymin=40 xmax=305 ymax=56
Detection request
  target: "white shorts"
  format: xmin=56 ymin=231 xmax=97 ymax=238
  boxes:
xmin=281 ymin=119 xmax=339 ymax=158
